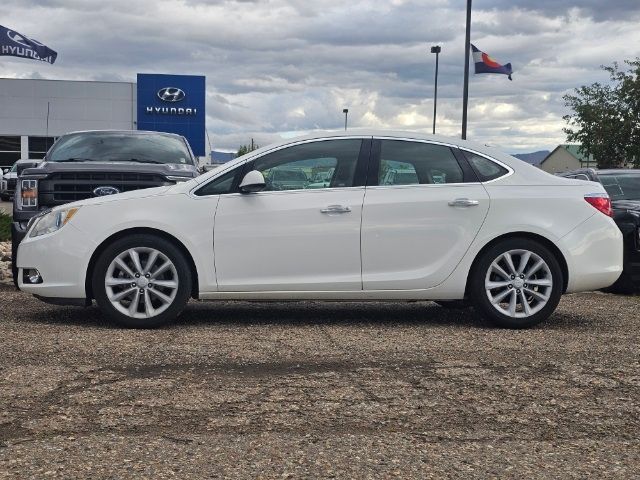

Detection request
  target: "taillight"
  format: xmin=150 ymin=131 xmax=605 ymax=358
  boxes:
xmin=584 ymin=193 xmax=612 ymax=217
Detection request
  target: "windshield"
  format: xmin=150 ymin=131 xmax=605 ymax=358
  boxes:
xmin=600 ymin=173 xmax=640 ymax=201
xmin=10 ymin=163 xmax=17 ymax=173
xmin=48 ymin=132 xmax=194 ymax=165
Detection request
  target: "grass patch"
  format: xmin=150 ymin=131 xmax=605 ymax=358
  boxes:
xmin=0 ymin=213 xmax=11 ymax=242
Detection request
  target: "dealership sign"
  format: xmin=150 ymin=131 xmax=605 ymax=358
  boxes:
xmin=137 ymin=74 xmax=206 ymax=156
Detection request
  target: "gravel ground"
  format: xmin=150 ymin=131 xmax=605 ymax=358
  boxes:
xmin=0 ymin=242 xmax=12 ymax=285
xmin=0 ymin=286 xmax=639 ymax=478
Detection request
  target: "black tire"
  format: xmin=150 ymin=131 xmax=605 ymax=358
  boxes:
xmin=92 ymin=234 xmax=192 ymax=328
xmin=605 ymin=271 xmax=637 ymax=295
xmin=0 ymin=194 xmax=9 ymax=202
xmin=10 ymin=235 xmax=19 ymax=289
xmin=434 ymin=300 xmax=470 ymax=309
xmin=469 ymin=238 xmax=563 ymax=329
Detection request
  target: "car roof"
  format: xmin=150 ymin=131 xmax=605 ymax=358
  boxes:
xmin=595 ymin=169 xmax=640 ymax=175
xmin=200 ymin=129 xmax=522 ymax=173
xmin=561 ymin=168 xmax=640 ymax=176
xmin=193 ymin=128 xmax=574 ymax=188
xmin=62 ymin=129 xmax=184 ymax=139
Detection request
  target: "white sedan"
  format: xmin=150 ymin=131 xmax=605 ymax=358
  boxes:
xmin=17 ymin=131 xmax=623 ymax=328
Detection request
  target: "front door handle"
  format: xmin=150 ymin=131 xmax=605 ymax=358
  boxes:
xmin=321 ymin=205 xmax=352 ymax=214
xmin=448 ymin=198 xmax=480 ymax=207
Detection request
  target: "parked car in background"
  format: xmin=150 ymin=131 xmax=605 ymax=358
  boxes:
xmin=381 ymin=167 xmax=420 ymax=185
xmin=305 ymin=170 xmax=333 ymax=189
xmin=1 ymin=163 xmax=18 ymax=201
xmin=558 ymin=168 xmax=640 ymax=292
xmin=16 ymin=131 xmax=623 ymax=329
xmin=11 ymin=130 xmax=201 ymax=284
xmin=265 ymin=167 xmax=309 ymax=190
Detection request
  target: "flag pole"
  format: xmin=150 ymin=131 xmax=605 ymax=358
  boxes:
xmin=461 ymin=0 xmax=472 ymax=139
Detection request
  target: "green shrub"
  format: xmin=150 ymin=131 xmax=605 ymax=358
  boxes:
xmin=0 ymin=213 xmax=11 ymax=242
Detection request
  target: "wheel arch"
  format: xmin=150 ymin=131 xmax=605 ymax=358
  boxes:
xmin=85 ymin=227 xmax=199 ymax=300
xmin=464 ymin=231 xmax=569 ymax=298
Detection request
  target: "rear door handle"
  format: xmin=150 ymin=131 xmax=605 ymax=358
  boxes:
xmin=448 ymin=198 xmax=480 ymax=207
xmin=321 ymin=205 xmax=352 ymax=214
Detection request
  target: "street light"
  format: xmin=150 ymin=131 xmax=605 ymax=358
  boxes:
xmin=343 ymin=108 xmax=349 ymax=131
xmin=430 ymin=45 xmax=441 ymax=135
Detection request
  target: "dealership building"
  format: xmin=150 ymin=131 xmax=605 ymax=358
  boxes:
xmin=0 ymin=74 xmax=206 ymax=169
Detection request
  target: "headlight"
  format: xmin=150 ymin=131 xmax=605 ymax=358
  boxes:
xmin=29 ymin=206 xmax=80 ymax=238
xmin=20 ymin=179 xmax=38 ymax=208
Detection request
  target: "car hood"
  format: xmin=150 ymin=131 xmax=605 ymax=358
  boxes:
xmin=22 ymin=161 xmax=198 ymax=177
xmin=52 ymin=185 xmax=178 ymax=210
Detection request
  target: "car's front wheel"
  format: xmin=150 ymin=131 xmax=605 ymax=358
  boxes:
xmin=469 ymin=238 xmax=563 ymax=329
xmin=92 ymin=234 xmax=192 ymax=328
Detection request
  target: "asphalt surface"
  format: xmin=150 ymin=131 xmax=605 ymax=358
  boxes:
xmin=1 ymin=286 xmax=639 ymax=478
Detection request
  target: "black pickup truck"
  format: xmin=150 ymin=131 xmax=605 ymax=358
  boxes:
xmin=12 ymin=130 xmax=201 ymax=284
xmin=558 ymin=168 xmax=640 ymax=293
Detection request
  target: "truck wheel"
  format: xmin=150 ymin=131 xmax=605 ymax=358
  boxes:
xmin=469 ymin=238 xmax=563 ymax=329
xmin=92 ymin=234 xmax=192 ymax=328
xmin=606 ymin=271 xmax=636 ymax=295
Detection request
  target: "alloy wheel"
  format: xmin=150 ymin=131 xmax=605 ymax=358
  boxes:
xmin=484 ymin=249 xmax=553 ymax=319
xmin=105 ymin=247 xmax=179 ymax=319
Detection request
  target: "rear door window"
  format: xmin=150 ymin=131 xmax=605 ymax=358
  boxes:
xmin=374 ymin=140 xmax=465 ymax=186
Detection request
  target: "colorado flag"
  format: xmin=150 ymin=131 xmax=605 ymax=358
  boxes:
xmin=471 ymin=44 xmax=512 ymax=80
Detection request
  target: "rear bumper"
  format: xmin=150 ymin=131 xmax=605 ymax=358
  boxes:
xmin=561 ymin=213 xmax=624 ymax=293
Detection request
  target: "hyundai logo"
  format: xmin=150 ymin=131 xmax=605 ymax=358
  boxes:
xmin=93 ymin=186 xmax=120 ymax=197
xmin=157 ymin=87 xmax=185 ymax=102
xmin=7 ymin=30 xmax=32 ymax=48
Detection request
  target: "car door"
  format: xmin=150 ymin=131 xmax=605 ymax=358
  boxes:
xmin=213 ymin=138 xmax=369 ymax=292
xmin=361 ymin=138 xmax=490 ymax=290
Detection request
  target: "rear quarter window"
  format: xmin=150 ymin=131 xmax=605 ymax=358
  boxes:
xmin=463 ymin=151 xmax=509 ymax=182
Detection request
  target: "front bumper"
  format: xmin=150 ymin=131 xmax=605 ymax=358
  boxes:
xmin=17 ymin=222 xmax=96 ymax=299
xmin=624 ymin=245 xmax=640 ymax=283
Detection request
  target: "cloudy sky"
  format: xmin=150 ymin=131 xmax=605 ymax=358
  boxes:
xmin=1 ymin=0 xmax=639 ymax=153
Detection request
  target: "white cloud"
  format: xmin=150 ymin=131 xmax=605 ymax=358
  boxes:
xmin=0 ymin=0 xmax=638 ymax=152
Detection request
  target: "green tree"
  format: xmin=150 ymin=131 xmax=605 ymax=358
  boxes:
xmin=563 ymin=59 xmax=640 ymax=168
xmin=236 ymin=139 xmax=260 ymax=157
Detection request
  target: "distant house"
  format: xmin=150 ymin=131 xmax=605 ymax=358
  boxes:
xmin=512 ymin=150 xmax=549 ymax=167
xmin=539 ymin=145 xmax=595 ymax=173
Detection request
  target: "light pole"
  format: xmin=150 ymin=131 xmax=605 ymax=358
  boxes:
xmin=430 ymin=45 xmax=441 ymax=135
xmin=343 ymin=108 xmax=349 ymax=131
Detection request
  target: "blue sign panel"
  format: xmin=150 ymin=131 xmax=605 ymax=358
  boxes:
xmin=137 ymin=73 xmax=206 ymax=156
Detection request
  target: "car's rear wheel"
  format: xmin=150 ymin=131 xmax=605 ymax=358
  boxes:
xmin=92 ymin=234 xmax=192 ymax=328
xmin=469 ymin=238 xmax=563 ymax=329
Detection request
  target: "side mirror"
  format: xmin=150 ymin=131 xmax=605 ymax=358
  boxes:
xmin=239 ymin=170 xmax=266 ymax=193
xmin=2 ymin=169 xmax=7 ymax=174
xmin=16 ymin=160 xmax=43 ymax=176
